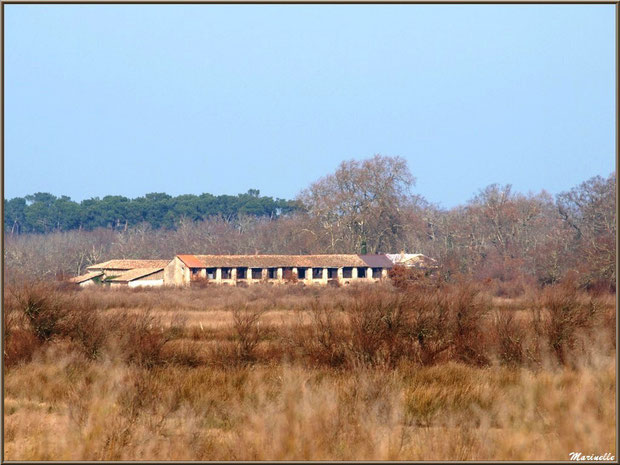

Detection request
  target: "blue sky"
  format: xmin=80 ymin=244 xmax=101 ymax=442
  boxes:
xmin=4 ymin=4 xmax=616 ymax=208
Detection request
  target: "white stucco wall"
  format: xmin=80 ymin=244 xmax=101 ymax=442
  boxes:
xmin=163 ymin=257 xmax=190 ymax=287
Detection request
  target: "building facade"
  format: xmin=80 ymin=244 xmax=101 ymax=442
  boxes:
xmin=163 ymin=254 xmax=395 ymax=287
xmin=74 ymin=253 xmax=436 ymax=288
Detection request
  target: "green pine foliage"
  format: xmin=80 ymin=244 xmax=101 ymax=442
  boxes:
xmin=4 ymin=190 xmax=300 ymax=233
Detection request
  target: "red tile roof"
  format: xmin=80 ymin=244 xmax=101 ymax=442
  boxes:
xmin=359 ymin=254 xmax=394 ymax=268
xmin=107 ymin=267 xmax=164 ymax=282
xmin=177 ymin=254 xmax=205 ymax=268
xmin=87 ymin=259 xmax=169 ymax=271
xmin=69 ymin=271 xmax=103 ymax=284
xmin=185 ymin=254 xmax=389 ymax=268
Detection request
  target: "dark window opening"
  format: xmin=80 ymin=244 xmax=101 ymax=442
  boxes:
xmin=342 ymin=267 xmax=353 ymax=279
xmin=313 ymin=268 xmax=323 ymax=279
xmin=221 ymin=268 xmax=232 ymax=279
xmin=372 ymin=268 xmax=382 ymax=278
xmin=268 ymin=268 xmax=277 ymax=279
xmin=297 ymin=268 xmax=307 ymax=279
xmin=237 ymin=267 xmax=248 ymax=279
xmin=357 ymin=267 xmax=367 ymax=278
xmin=327 ymin=268 xmax=338 ymax=279
xmin=206 ymin=268 xmax=216 ymax=279
xmin=252 ymin=268 xmax=263 ymax=279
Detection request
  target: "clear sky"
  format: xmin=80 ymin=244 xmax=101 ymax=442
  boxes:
xmin=4 ymin=4 xmax=616 ymax=208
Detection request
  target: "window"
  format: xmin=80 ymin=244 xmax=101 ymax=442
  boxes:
xmin=342 ymin=267 xmax=353 ymax=279
xmin=372 ymin=268 xmax=382 ymax=278
xmin=252 ymin=268 xmax=263 ymax=279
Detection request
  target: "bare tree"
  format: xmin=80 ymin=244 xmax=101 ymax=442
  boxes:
xmin=557 ymin=172 xmax=616 ymax=288
xmin=298 ymin=154 xmax=416 ymax=253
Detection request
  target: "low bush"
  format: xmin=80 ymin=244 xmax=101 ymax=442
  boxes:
xmin=539 ymin=282 xmax=600 ymax=366
xmin=3 ymin=277 xmax=614 ymax=372
xmin=4 ymin=328 xmax=41 ymax=369
xmin=116 ymin=310 xmax=173 ymax=368
xmin=230 ymin=304 xmax=265 ymax=363
xmin=388 ymin=265 xmax=440 ymax=292
xmin=300 ymin=299 xmax=348 ymax=367
xmin=448 ymin=282 xmax=490 ymax=366
xmin=492 ymin=311 xmax=525 ymax=366
xmin=346 ymin=288 xmax=411 ymax=367
xmin=10 ymin=281 xmax=70 ymax=341
xmin=289 ymin=283 xmax=491 ymax=369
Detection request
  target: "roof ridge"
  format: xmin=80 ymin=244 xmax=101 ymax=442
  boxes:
xmin=107 ymin=267 xmax=164 ymax=282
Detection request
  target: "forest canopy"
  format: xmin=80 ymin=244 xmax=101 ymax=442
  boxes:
xmin=3 ymin=155 xmax=616 ymax=292
xmin=4 ymin=190 xmax=300 ymax=233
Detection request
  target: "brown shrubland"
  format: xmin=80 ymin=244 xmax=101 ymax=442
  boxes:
xmin=4 ymin=152 xmax=615 ymax=460
xmin=3 ymin=276 xmax=616 ymax=461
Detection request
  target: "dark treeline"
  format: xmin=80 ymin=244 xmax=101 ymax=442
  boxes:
xmin=4 ymin=155 xmax=615 ymax=294
xmin=3 ymin=190 xmax=300 ymax=234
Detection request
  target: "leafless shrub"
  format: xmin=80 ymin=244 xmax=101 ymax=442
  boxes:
xmin=600 ymin=296 xmax=616 ymax=350
xmin=116 ymin=310 xmax=172 ymax=368
xmin=3 ymin=328 xmax=41 ymax=369
xmin=301 ymin=299 xmax=348 ymax=367
xmin=539 ymin=282 xmax=600 ymax=366
xmin=231 ymin=304 xmax=266 ymax=363
xmin=345 ymin=289 xmax=411 ymax=368
xmin=406 ymin=291 xmax=454 ymax=366
xmin=448 ymin=283 xmax=490 ymax=366
xmin=289 ymin=283 xmax=493 ymax=369
xmin=493 ymin=311 xmax=525 ymax=366
xmin=388 ymin=265 xmax=437 ymax=292
xmin=62 ymin=299 xmax=111 ymax=360
xmin=9 ymin=280 xmax=70 ymax=342
xmin=161 ymin=340 xmax=203 ymax=367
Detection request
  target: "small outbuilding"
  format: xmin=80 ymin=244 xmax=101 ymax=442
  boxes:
xmin=86 ymin=259 xmax=170 ymax=279
xmin=386 ymin=253 xmax=439 ymax=269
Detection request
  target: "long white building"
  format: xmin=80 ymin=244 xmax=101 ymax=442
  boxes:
xmin=68 ymin=253 xmax=437 ymax=287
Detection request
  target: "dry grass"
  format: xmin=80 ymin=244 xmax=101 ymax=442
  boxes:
xmin=3 ymin=279 xmax=616 ymax=460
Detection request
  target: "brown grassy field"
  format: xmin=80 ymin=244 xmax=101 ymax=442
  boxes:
xmin=3 ymin=280 xmax=616 ymax=461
